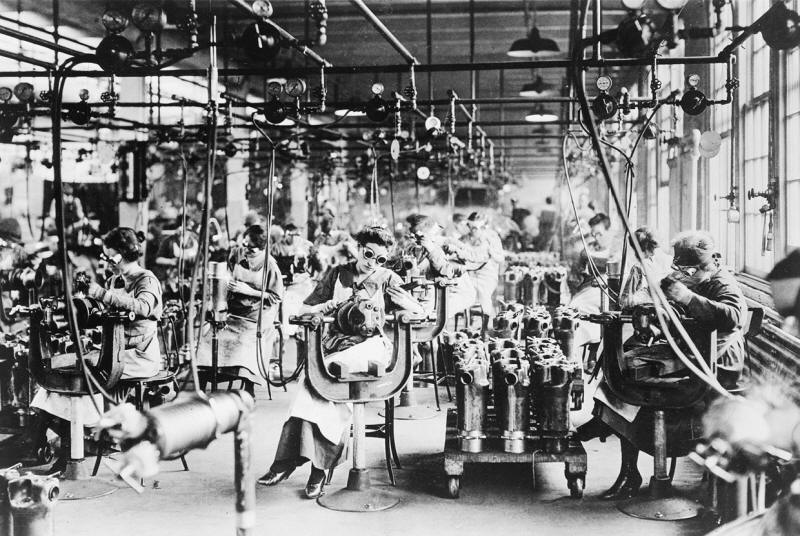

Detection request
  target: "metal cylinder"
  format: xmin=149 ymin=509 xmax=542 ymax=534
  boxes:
xmin=8 ymin=474 xmax=59 ymax=536
xmin=522 ymin=305 xmax=551 ymax=339
xmin=0 ymin=467 xmax=21 ymax=535
xmin=454 ymin=342 xmax=489 ymax=453
xmin=503 ymin=268 xmax=522 ymax=303
xmin=530 ymin=346 xmax=577 ymax=454
xmin=492 ymin=354 xmax=531 ymax=453
xmin=149 ymin=391 xmax=254 ymax=459
xmin=208 ymin=261 xmax=229 ymax=323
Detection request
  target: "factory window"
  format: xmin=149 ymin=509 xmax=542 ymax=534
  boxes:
xmin=784 ymin=16 xmax=800 ymax=251
xmin=739 ymin=0 xmax=773 ymax=276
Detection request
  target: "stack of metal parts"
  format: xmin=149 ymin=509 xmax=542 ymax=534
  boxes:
xmin=489 ymin=341 xmax=530 ymax=454
xmin=527 ymin=338 xmax=581 ymax=454
xmin=551 ymin=306 xmax=581 ymax=361
xmin=447 ymin=331 xmax=490 ymax=453
xmin=1 ymin=465 xmax=59 ymax=536
xmin=521 ymin=305 xmax=551 ymax=339
xmin=490 ymin=303 xmax=525 ymax=339
xmin=501 ymin=264 xmax=569 ymax=307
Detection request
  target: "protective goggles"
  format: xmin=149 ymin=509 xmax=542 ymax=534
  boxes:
xmin=362 ymin=246 xmax=387 ymax=265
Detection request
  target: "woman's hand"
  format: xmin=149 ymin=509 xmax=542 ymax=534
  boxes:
xmin=227 ymin=280 xmax=251 ymax=295
xmin=387 ymin=287 xmax=424 ymax=315
xmin=87 ymin=282 xmax=106 ymax=300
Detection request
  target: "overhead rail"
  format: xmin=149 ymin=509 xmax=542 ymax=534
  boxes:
xmin=0 ymin=24 xmax=87 ymax=57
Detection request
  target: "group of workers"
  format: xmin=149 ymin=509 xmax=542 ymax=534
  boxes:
xmin=5 ymin=194 xmax=800 ymax=516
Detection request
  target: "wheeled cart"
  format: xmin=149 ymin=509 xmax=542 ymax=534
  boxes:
xmin=442 ymin=407 xmax=587 ymax=499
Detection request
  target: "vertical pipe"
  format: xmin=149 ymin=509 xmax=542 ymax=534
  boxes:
xmin=592 ymin=0 xmax=602 ymax=60
xmin=52 ymin=0 xmax=59 ymax=66
xmin=70 ymin=397 xmax=83 ymax=460
xmin=352 ymin=403 xmax=366 ymax=470
xmin=234 ymin=413 xmax=254 ymax=536
xmin=427 ymin=0 xmax=433 ymax=115
xmin=653 ymin=409 xmax=667 ymax=479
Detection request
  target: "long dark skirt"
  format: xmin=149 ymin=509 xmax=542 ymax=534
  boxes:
xmin=270 ymin=417 xmax=350 ymax=472
xmin=595 ymin=399 xmax=706 ymax=457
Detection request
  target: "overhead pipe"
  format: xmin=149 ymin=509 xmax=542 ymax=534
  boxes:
xmin=0 ymin=50 xmax=52 ymax=69
xmin=0 ymin=24 xmax=86 ymax=57
xmin=0 ymin=14 xmax=91 ymax=51
xmin=227 ymin=0 xmax=332 ymax=67
xmin=349 ymin=0 xmax=419 ymax=65
xmin=0 ymin=55 xmax=729 ymax=79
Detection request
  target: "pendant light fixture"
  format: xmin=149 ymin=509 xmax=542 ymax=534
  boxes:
xmin=507 ymin=1 xmax=560 ymax=58
xmin=519 ymin=74 xmax=557 ymax=98
xmin=525 ymin=106 xmax=559 ymax=123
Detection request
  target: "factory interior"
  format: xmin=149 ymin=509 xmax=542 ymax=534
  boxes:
xmin=0 ymin=0 xmax=799 ymax=534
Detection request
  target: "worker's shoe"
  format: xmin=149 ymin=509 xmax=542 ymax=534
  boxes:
xmin=257 ymin=467 xmax=295 ymax=486
xmin=600 ymin=470 xmax=642 ymax=500
xmin=574 ymin=417 xmax=611 ymax=442
xmin=304 ymin=467 xmax=327 ymax=499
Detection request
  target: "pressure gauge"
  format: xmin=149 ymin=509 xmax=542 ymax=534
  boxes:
xmin=390 ymin=139 xmax=400 ymax=161
xmin=0 ymin=87 xmax=12 ymax=103
xmin=101 ymin=9 xmax=129 ymax=34
xmin=13 ymin=82 xmax=34 ymax=103
xmin=267 ymin=81 xmax=284 ymax=96
xmin=252 ymin=0 xmax=274 ymax=18
xmin=285 ymin=78 xmax=307 ymax=98
xmin=79 ymin=89 xmax=90 ymax=101
xmin=596 ymin=75 xmax=613 ymax=92
xmin=371 ymin=82 xmax=385 ymax=96
xmin=424 ymin=115 xmax=441 ymax=131
xmin=131 ymin=3 xmax=166 ymax=32
xmin=416 ymin=166 xmax=431 ymax=181
xmin=687 ymin=74 xmax=701 ymax=87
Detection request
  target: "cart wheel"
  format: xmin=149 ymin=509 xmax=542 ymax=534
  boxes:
xmin=447 ymin=477 xmax=461 ymax=499
xmin=568 ymin=476 xmax=584 ymax=499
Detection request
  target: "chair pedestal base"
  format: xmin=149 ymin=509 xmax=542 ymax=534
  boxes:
xmin=379 ymin=388 xmax=438 ymax=421
xmin=618 ymin=494 xmax=702 ymax=521
xmin=317 ymin=469 xmax=400 ymax=512
xmin=60 ymin=460 xmax=118 ymax=501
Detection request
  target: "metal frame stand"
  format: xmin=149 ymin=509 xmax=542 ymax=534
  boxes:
xmin=618 ymin=410 xmax=701 ymax=521
xmin=317 ymin=402 xmax=400 ymax=512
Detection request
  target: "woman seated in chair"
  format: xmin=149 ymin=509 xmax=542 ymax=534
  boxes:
xmin=30 ymin=227 xmax=163 ymax=468
xmin=196 ymin=224 xmax=284 ymax=392
xmin=258 ymin=225 xmax=424 ymax=499
xmin=576 ymin=230 xmax=747 ymax=500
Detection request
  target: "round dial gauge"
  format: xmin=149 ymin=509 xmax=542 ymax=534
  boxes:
xmin=390 ymin=139 xmax=400 ymax=161
xmin=596 ymin=76 xmax=613 ymax=92
xmin=371 ymin=82 xmax=385 ymax=96
xmin=131 ymin=3 xmax=166 ymax=32
xmin=688 ymin=74 xmax=701 ymax=87
xmin=252 ymin=0 xmax=274 ymax=18
xmin=101 ymin=9 xmax=129 ymax=34
xmin=424 ymin=116 xmax=441 ymax=131
xmin=267 ymin=81 xmax=283 ymax=96
xmin=79 ymin=89 xmax=90 ymax=101
xmin=284 ymin=78 xmax=307 ymax=98
xmin=13 ymin=82 xmax=34 ymax=102
xmin=416 ymin=166 xmax=431 ymax=181
xmin=0 ymin=87 xmax=12 ymax=102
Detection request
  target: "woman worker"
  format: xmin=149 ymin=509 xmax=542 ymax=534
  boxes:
xmin=258 ymin=225 xmax=424 ymax=499
xmin=196 ymin=224 xmax=284 ymax=392
xmin=576 ymin=230 xmax=747 ymax=500
xmin=30 ymin=227 xmax=163 ymax=468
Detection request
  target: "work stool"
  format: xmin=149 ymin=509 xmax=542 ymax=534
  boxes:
xmin=92 ymin=370 xmax=189 ymax=477
xmin=328 ymin=400 xmax=402 ymax=486
xmin=197 ymin=367 xmax=256 ymax=397
xmin=454 ymin=305 xmax=489 ymax=336
xmin=414 ymin=338 xmax=453 ymax=410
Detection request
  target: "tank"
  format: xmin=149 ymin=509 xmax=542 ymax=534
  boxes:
xmin=207 ymin=261 xmax=229 ymax=323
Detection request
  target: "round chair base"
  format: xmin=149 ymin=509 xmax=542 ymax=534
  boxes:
xmin=618 ymin=495 xmax=702 ymax=521
xmin=317 ymin=486 xmax=400 ymax=512
xmin=59 ymin=478 xmax=118 ymax=501
xmin=383 ymin=405 xmax=438 ymax=421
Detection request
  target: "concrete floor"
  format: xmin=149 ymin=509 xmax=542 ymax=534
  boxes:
xmin=48 ymin=377 xmax=714 ymax=536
